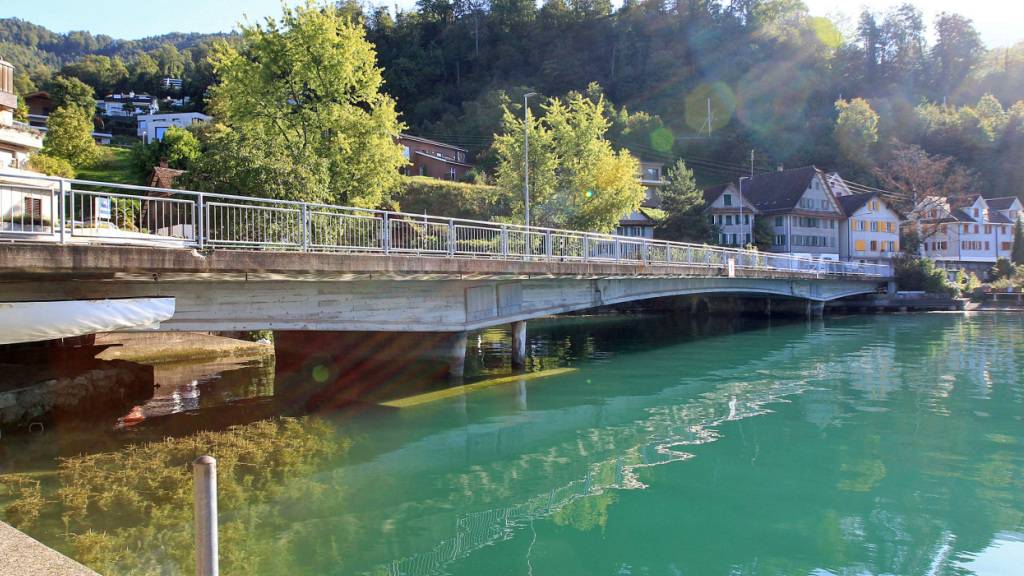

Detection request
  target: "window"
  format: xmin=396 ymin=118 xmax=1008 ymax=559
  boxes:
xmin=730 ymin=233 xmax=738 ymax=245
xmin=720 ymin=234 xmax=728 ymax=245
xmin=448 ymin=167 xmax=457 ymax=180
xmin=774 ymin=234 xmax=786 ymax=246
xmin=860 ymin=220 xmax=867 ymax=231
xmin=744 ymin=214 xmax=750 ymax=225
xmin=870 ymin=240 xmax=878 ymax=251
xmin=974 ymin=208 xmax=980 ymax=217
xmin=855 ymin=239 xmax=866 ymax=252
xmin=1002 ymin=242 xmax=1012 ymax=251
xmin=418 ymin=165 xmax=427 ymax=177
xmin=725 ymin=215 xmax=733 ymax=225
xmin=745 ymin=233 xmax=751 ymax=245
xmin=974 ymin=224 xmax=979 ymax=233
xmin=821 ymin=199 xmax=829 ymax=210
xmin=1002 ymin=226 xmax=1008 ymax=234
xmin=985 ymin=241 xmax=990 ymax=251
xmin=985 ymin=225 xmax=992 ymax=234
xmin=723 ymin=193 xmax=732 ymax=206
xmin=871 ymin=221 xmax=878 ymax=232
xmin=888 ymin=241 xmax=895 ymax=252
xmin=774 ymin=216 xmax=783 ymax=226
xmin=963 ymin=224 xmax=970 ymax=233
xmin=849 ymin=218 xmax=856 ymax=230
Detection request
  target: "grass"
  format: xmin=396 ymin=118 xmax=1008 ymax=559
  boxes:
xmin=75 ymin=147 xmax=141 ymax=185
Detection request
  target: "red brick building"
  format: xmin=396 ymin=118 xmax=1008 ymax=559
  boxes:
xmin=398 ymin=134 xmax=472 ymax=180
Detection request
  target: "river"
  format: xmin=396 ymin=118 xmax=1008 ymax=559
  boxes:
xmin=1 ymin=312 xmax=1022 ymax=575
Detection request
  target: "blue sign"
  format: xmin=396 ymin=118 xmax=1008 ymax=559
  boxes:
xmin=95 ymin=197 xmax=111 ymax=220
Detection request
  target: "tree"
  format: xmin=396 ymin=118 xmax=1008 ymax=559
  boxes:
xmin=202 ymin=3 xmax=406 ymax=207
xmin=874 ymin=144 xmax=976 ymax=216
xmin=42 ymin=106 xmax=99 ymax=168
xmin=27 ymin=153 xmax=75 ymax=178
xmin=1012 ymin=219 xmax=1024 ymax=265
xmin=492 ymin=86 xmax=644 ymax=232
xmin=834 ymin=98 xmax=879 ymax=169
xmin=931 ymin=12 xmax=983 ymax=100
xmin=60 ymin=54 xmax=128 ymax=95
xmin=130 ymin=125 xmax=201 ymax=178
xmin=656 ymin=159 xmax=714 ymax=243
xmin=48 ymin=75 xmax=95 ymax=112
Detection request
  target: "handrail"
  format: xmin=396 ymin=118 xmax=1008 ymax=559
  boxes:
xmin=0 ymin=171 xmax=890 ymax=277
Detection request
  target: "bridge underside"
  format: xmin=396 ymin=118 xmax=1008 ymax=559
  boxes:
xmin=0 ymin=245 xmax=883 ymax=332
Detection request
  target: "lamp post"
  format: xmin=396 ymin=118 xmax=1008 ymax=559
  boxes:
xmin=523 ymin=92 xmax=538 ymax=230
xmin=739 ymin=176 xmax=750 ymax=248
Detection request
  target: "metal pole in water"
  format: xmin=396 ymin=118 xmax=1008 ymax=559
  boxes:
xmin=193 ymin=455 xmax=219 ymax=576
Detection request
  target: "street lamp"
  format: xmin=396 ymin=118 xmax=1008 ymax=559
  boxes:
xmin=523 ymin=92 xmax=538 ymax=230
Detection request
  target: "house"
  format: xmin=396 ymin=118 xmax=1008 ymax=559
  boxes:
xmin=23 ymin=91 xmax=112 ymax=145
xmin=137 ymin=112 xmax=212 ymax=143
xmin=735 ymin=166 xmax=845 ymax=260
xmin=161 ymin=77 xmax=183 ymax=91
xmin=0 ymin=60 xmax=54 ymax=233
xmin=836 ymin=192 xmax=903 ymax=273
xmin=0 ymin=60 xmax=44 ymax=172
xmin=97 ymin=92 xmax=159 ymax=117
xmin=702 ymin=182 xmax=757 ymax=246
xmin=908 ymin=194 xmax=1020 ymax=276
xmin=617 ymin=161 xmax=668 ymax=238
xmin=398 ymin=134 xmax=472 ymax=180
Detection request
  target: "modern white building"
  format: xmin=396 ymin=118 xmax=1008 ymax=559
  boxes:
xmin=137 ymin=112 xmax=212 ymax=143
xmin=0 ymin=59 xmax=55 ymax=234
xmin=616 ymin=160 xmax=667 ymax=239
xmin=97 ymin=92 xmax=159 ymax=117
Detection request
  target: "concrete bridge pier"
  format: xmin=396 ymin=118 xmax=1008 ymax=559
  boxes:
xmin=806 ymin=300 xmax=825 ymax=318
xmin=511 ymin=321 xmax=527 ymax=368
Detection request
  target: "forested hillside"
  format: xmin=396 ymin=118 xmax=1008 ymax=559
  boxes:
xmin=2 ymin=1 xmax=1023 ymax=196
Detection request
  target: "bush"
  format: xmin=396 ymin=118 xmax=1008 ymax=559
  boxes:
xmin=954 ymin=268 xmax=981 ymax=295
xmin=990 ymin=257 xmax=1020 ymax=281
xmin=27 ymin=153 xmax=76 ymax=178
xmin=894 ymin=256 xmax=955 ymax=295
xmin=393 ymin=175 xmax=505 ymax=220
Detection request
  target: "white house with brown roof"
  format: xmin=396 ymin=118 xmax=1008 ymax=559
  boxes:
xmin=616 ymin=160 xmax=667 ymax=238
xmin=907 ymin=194 xmax=1022 ymax=276
xmin=702 ymin=182 xmax=757 ymax=246
xmin=836 ymin=192 xmax=903 ymax=272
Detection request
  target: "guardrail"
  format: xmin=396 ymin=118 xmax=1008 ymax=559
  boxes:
xmin=0 ymin=171 xmax=888 ymax=277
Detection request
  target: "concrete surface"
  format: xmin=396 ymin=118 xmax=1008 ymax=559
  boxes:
xmin=0 ymin=522 xmax=99 ymax=575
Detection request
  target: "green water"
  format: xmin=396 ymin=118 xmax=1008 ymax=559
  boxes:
xmin=4 ymin=313 xmax=1024 ymax=575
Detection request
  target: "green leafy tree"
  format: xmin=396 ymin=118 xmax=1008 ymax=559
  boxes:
xmin=14 ymin=95 xmax=28 ymax=122
xmin=1011 ymin=219 xmax=1024 ymax=265
xmin=656 ymin=159 xmax=714 ymax=243
xmin=47 ymin=75 xmax=95 ymax=112
xmin=130 ymin=125 xmax=201 ymax=179
xmin=27 ymin=153 xmax=75 ymax=178
xmin=835 ymin=98 xmax=879 ymax=168
xmin=493 ymin=86 xmax=643 ymax=232
xmin=60 ymin=54 xmax=128 ymax=95
xmin=42 ymin=106 xmax=99 ymax=168
xmin=202 ymin=3 xmax=406 ymax=207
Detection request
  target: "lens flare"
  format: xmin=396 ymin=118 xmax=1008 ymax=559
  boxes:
xmin=312 ymin=364 xmax=330 ymax=383
xmin=650 ymin=127 xmax=675 ymax=153
xmin=684 ymin=82 xmax=736 ymax=133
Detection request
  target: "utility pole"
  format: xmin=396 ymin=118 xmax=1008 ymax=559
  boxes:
xmin=523 ymin=92 xmax=538 ymax=230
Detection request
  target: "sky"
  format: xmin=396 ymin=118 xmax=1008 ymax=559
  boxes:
xmin=3 ymin=0 xmax=1022 ymax=48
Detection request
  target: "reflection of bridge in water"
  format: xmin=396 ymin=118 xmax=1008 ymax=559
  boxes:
xmin=376 ymin=322 xmax=853 ymax=576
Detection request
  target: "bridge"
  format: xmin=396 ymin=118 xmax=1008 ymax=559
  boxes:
xmin=0 ymin=172 xmax=888 ymax=376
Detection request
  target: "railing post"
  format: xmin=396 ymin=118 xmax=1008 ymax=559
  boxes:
xmin=583 ymin=235 xmax=589 ymax=262
xmin=500 ymin=225 xmax=508 ymax=258
xmin=641 ymin=239 xmax=648 ymax=265
xmin=614 ymin=238 xmax=621 ymax=261
xmin=196 ymin=193 xmax=205 ymax=249
xmin=300 ymin=204 xmax=309 ymax=252
xmin=193 ymin=455 xmax=219 ymax=576
xmin=57 ymin=179 xmax=66 ymax=244
xmin=448 ymin=219 xmax=455 ymax=257
xmin=382 ymin=212 xmax=390 ymax=254
xmin=545 ymin=231 xmax=552 ymax=260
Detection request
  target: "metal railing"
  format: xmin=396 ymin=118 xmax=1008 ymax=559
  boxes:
xmin=0 ymin=171 xmax=888 ymax=277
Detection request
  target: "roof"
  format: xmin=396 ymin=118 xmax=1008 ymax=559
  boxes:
xmin=412 ymin=150 xmax=472 ymax=168
xmin=836 ymin=193 xmax=874 ymax=216
xmin=988 ymin=211 xmax=1013 ymax=224
xmin=702 ymin=184 xmax=731 ymax=205
xmin=836 ymin=192 xmax=906 ymax=220
xmin=986 ymin=197 xmax=1021 ymax=210
xmin=951 ymin=208 xmax=973 ymax=222
xmin=400 ymin=133 xmax=468 ymax=153
xmin=739 ymin=165 xmax=825 ymax=214
xmin=148 ymin=166 xmax=185 ymax=189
